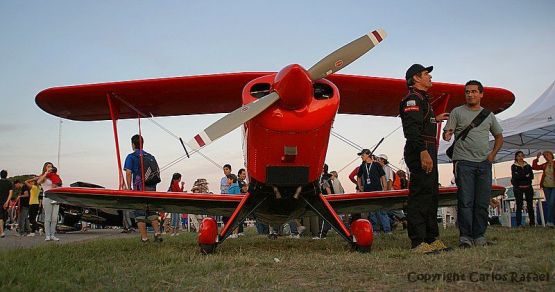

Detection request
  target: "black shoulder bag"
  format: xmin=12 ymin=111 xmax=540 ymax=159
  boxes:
xmin=446 ymin=109 xmax=491 ymax=160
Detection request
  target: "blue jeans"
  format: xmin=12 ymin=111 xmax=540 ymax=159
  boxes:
xmin=17 ymin=207 xmax=30 ymax=235
xmin=455 ymin=160 xmax=492 ymax=242
xmin=544 ymin=187 xmax=555 ymax=224
xmin=171 ymin=213 xmax=181 ymax=228
xmin=255 ymin=221 xmax=269 ymax=234
xmin=369 ymin=211 xmax=391 ymax=233
xmin=288 ymin=220 xmax=299 ymax=235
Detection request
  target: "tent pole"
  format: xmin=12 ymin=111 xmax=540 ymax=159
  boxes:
xmin=492 ymin=162 xmax=497 ymax=184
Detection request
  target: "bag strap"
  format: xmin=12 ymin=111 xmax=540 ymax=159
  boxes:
xmin=452 ymin=108 xmax=491 ymax=144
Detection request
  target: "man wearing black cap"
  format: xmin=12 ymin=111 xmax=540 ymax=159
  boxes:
xmin=400 ymin=64 xmax=450 ymax=254
xmin=356 ymin=149 xmax=386 ymax=194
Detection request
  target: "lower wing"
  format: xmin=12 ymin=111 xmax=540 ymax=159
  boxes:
xmin=45 ymin=187 xmax=243 ymax=216
xmin=325 ymin=186 xmax=505 ymax=214
xmin=46 ymin=185 xmax=505 ymax=217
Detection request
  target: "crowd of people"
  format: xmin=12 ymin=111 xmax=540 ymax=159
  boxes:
xmin=0 ymin=162 xmax=63 ymax=240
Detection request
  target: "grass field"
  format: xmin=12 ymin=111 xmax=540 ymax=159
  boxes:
xmin=1 ymin=226 xmax=554 ymax=291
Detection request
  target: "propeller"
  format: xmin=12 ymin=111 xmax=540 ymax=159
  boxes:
xmin=307 ymin=29 xmax=387 ymax=81
xmin=187 ymin=29 xmax=387 ymax=151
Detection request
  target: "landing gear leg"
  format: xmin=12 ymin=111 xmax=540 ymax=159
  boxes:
xmin=302 ymin=193 xmax=374 ymax=253
xmin=197 ymin=192 xmax=268 ymax=254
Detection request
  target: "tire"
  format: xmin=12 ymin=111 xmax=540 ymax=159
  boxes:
xmin=200 ymin=244 xmax=216 ymax=254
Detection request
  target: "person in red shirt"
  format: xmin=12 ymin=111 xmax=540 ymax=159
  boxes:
xmin=46 ymin=167 xmax=62 ymax=187
xmin=168 ymin=173 xmax=184 ymax=236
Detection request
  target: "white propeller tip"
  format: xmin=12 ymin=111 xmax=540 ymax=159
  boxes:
xmin=367 ymin=29 xmax=387 ymax=45
xmin=376 ymin=28 xmax=387 ymax=39
xmin=187 ymin=131 xmax=212 ymax=151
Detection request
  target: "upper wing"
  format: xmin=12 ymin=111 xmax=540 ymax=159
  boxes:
xmin=45 ymin=187 xmax=243 ymax=216
xmin=325 ymin=185 xmax=505 ymax=214
xmin=328 ymin=74 xmax=515 ymax=116
xmin=36 ymin=72 xmax=514 ymax=121
xmin=36 ymin=72 xmax=269 ymax=121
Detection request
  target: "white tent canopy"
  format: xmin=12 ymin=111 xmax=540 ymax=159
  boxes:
xmin=438 ymin=80 xmax=555 ymax=163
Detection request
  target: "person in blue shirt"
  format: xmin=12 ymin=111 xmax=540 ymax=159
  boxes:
xmin=227 ymin=174 xmax=241 ymax=195
xmin=123 ymin=134 xmax=162 ymax=243
xmin=220 ymin=164 xmax=232 ymax=194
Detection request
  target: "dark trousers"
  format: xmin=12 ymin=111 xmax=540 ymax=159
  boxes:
xmin=29 ymin=204 xmax=40 ymax=233
xmin=514 ymin=185 xmax=535 ymax=226
xmin=17 ymin=207 xmax=30 ymax=235
xmin=222 ymin=216 xmax=244 ymax=233
xmin=255 ymin=219 xmax=269 ymax=234
xmin=319 ymin=219 xmax=331 ymax=237
xmin=404 ymin=143 xmax=439 ymax=248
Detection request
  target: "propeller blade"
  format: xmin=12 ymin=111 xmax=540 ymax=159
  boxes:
xmin=187 ymin=92 xmax=280 ymax=150
xmin=187 ymin=28 xmax=388 ymax=151
xmin=307 ymin=29 xmax=387 ymax=81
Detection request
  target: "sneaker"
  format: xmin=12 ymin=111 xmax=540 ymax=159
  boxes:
xmin=154 ymin=234 xmax=163 ymax=242
xmin=170 ymin=233 xmax=175 ymax=237
xmin=45 ymin=236 xmax=52 ymax=241
xmin=238 ymin=232 xmax=245 ymax=237
xmin=51 ymin=236 xmax=60 ymax=241
xmin=141 ymin=238 xmax=149 ymax=243
xmin=546 ymin=222 xmax=555 ymax=228
xmin=27 ymin=233 xmax=36 ymax=237
xmin=297 ymin=226 xmax=306 ymax=235
xmin=474 ymin=237 xmax=495 ymax=247
xmin=429 ymin=240 xmax=452 ymax=252
xmin=39 ymin=229 xmax=44 ymax=236
xmin=0 ymin=233 xmax=5 ymax=238
xmin=459 ymin=241 xmax=473 ymax=249
xmin=411 ymin=242 xmax=437 ymax=254
xmin=229 ymin=234 xmax=238 ymax=239
xmin=289 ymin=234 xmax=300 ymax=239
xmin=312 ymin=235 xmax=327 ymax=240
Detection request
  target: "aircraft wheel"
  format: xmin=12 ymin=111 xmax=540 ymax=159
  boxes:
xmin=353 ymin=244 xmax=371 ymax=253
xmin=350 ymin=219 xmax=373 ymax=253
xmin=198 ymin=218 xmax=218 ymax=254
xmin=200 ymin=244 xmax=217 ymax=254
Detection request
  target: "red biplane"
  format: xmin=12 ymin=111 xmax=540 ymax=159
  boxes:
xmin=36 ymin=29 xmax=513 ymax=253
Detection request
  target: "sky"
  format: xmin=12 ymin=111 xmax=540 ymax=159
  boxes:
xmin=1 ymin=1 xmax=554 ymax=192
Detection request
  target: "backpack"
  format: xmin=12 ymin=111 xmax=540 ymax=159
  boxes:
xmin=392 ymin=171 xmax=401 ymax=190
xmin=135 ymin=151 xmax=161 ymax=186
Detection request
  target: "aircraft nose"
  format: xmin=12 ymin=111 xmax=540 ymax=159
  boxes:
xmin=273 ymin=64 xmax=313 ymax=110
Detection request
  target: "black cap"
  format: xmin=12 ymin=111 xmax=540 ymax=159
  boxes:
xmin=405 ymin=64 xmax=433 ymax=81
xmin=357 ymin=149 xmax=371 ymax=156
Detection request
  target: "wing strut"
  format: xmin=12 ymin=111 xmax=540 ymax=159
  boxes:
xmin=106 ymin=94 xmax=125 ymax=189
xmin=138 ymin=114 xmax=146 ymax=192
xmin=110 ymin=92 xmax=190 ymax=158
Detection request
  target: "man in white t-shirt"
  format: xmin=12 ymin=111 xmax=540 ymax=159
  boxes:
xmin=377 ymin=154 xmax=394 ymax=191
